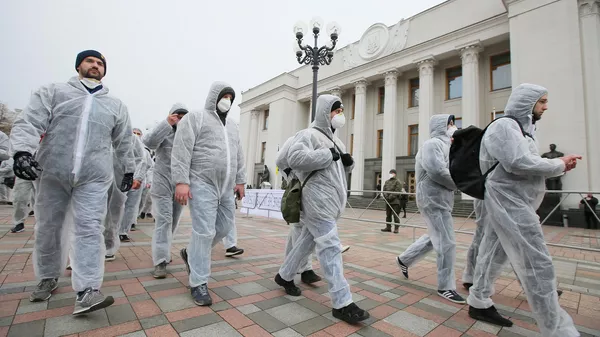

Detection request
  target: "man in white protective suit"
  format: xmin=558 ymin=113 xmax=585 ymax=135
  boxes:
xmin=9 ymin=50 xmax=135 ymax=315
xmin=395 ymin=114 xmax=466 ymax=304
xmin=466 ymin=84 xmax=582 ymax=336
xmin=273 ymin=95 xmax=370 ymax=324
xmin=10 ymin=177 xmax=35 ymax=233
xmin=172 ymin=83 xmax=246 ymax=306
xmin=143 ymin=103 xmax=189 ymax=279
xmin=138 ymin=153 xmax=154 ymax=220
xmin=118 ymin=132 xmax=148 ymax=241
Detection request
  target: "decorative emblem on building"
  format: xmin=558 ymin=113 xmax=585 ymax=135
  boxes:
xmin=341 ymin=19 xmax=410 ymax=70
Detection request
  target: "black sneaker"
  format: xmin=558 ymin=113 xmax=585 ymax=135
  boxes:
xmin=225 ymin=246 xmax=244 ymax=257
xmin=180 ymin=248 xmax=190 ymax=275
xmin=396 ymin=257 xmax=408 ymax=279
xmin=146 ymin=213 xmax=153 ymax=219
xmin=139 ymin=213 xmax=146 ymax=219
xmin=29 ymin=211 xmax=35 ymax=216
xmin=463 ymin=282 xmax=473 ymax=290
xmin=119 ymin=234 xmax=130 ymax=242
xmin=468 ymin=305 xmax=513 ymax=327
xmin=381 ymin=228 xmax=392 ymax=232
xmin=10 ymin=223 xmax=25 ymax=233
xmin=438 ymin=290 xmax=466 ymax=304
xmin=332 ymin=302 xmax=370 ymax=324
xmin=191 ymin=283 xmax=212 ymax=306
xmin=557 ymin=289 xmax=563 ymax=297
xmin=130 ymin=224 xmax=136 ymax=231
xmin=105 ymin=255 xmax=116 ymax=261
xmin=301 ymin=270 xmax=322 ymax=284
xmin=275 ymin=273 xmax=301 ymax=296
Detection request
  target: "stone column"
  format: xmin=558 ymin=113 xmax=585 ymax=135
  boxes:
xmin=381 ymin=70 xmax=399 ymax=183
xmin=351 ymin=79 xmax=368 ymax=195
xmin=459 ymin=43 xmax=483 ymax=128
xmin=330 ymin=87 xmax=344 ymax=98
xmin=580 ymin=0 xmax=600 ymax=190
xmin=245 ymin=110 xmax=260 ymax=187
xmin=416 ymin=57 xmax=436 ymax=148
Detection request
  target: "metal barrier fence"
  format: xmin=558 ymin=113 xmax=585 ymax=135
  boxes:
xmin=343 ymin=189 xmax=600 ymax=253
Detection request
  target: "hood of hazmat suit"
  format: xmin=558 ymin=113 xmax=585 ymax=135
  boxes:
xmin=0 ymin=131 xmax=10 ymax=161
xmin=414 ymin=114 xmax=456 ymax=211
xmin=171 ymin=83 xmax=246 ymax=194
xmin=10 ymin=76 xmax=135 ymax=182
xmin=474 ymin=83 xmax=577 ymax=337
xmin=286 ymin=94 xmax=351 ymax=222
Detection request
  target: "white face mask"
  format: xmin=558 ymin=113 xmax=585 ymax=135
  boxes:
xmin=217 ymin=98 xmax=231 ymax=113
xmin=446 ymin=125 xmax=458 ymax=138
xmin=331 ymin=113 xmax=346 ymax=129
xmin=389 ymin=174 xmax=395 ymax=179
xmin=80 ymin=77 xmax=101 ymax=89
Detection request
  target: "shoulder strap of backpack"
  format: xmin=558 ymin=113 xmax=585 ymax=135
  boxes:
xmin=483 ymin=115 xmax=531 ymax=178
xmin=313 ymin=127 xmax=344 ymax=154
xmin=301 ymin=170 xmax=317 ymax=189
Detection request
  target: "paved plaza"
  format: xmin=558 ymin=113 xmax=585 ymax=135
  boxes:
xmin=1 ymin=205 xmax=600 ymax=337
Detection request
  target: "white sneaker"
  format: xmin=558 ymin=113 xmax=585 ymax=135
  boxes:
xmin=341 ymin=245 xmax=350 ymax=253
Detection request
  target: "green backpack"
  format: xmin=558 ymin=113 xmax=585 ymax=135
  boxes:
xmin=281 ymin=171 xmax=317 ymax=224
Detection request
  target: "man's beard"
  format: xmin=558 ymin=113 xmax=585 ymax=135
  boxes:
xmin=532 ymin=112 xmax=542 ymax=122
xmin=83 ymin=68 xmax=102 ymax=81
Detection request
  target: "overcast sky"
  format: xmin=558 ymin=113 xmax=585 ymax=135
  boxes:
xmin=0 ymin=0 xmax=444 ymax=130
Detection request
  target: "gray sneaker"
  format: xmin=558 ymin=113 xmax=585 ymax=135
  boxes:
xmin=73 ymin=288 xmax=114 ymax=315
xmin=152 ymin=262 xmax=167 ymax=279
xmin=30 ymin=278 xmax=58 ymax=302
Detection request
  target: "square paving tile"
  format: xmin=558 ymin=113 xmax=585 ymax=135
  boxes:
xmin=154 ymin=293 xmax=197 ymax=312
xmin=229 ymin=282 xmax=270 ymax=296
xmin=254 ymin=296 xmax=291 ymax=310
xmin=211 ymin=286 xmax=241 ymax=300
xmin=8 ymin=319 xmax=45 ymax=337
xmin=16 ymin=300 xmax=47 ymax=314
xmin=255 ymin=278 xmax=282 ymax=291
xmin=211 ymin=301 xmax=233 ymax=312
xmin=272 ymin=327 xmax=303 ymax=337
xmin=106 ymin=303 xmax=138 ymax=325
xmin=172 ymin=312 xmax=223 ymax=333
xmin=384 ymin=310 xmax=438 ymax=336
xmin=291 ymin=315 xmax=334 ymax=335
xmin=356 ymin=326 xmax=394 ymax=337
xmin=247 ymin=311 xmax=287 ymax=333
xmin=139 ymin=314 xmax=169 ymax=330
xmin=44 ymin=309 xmax=109 ymax=337
xmin=0 ymin=317 xmax=13 ymax=327
xmin=265 ymin=302 xmax=319 ymax=326
xmin=238 ymin=304 xmax=261 ymax=315
xmin=179 ymin=321 xmax=241 ymax=337
xmin=295 ymin=298 xmax=331 ymax=315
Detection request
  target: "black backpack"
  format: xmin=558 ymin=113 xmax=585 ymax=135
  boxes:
xmin=449 ymin=116 xmax=530 ymax=199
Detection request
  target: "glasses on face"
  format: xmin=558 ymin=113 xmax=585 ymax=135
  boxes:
xmin=133 ymin=132 xmax=141 ymax=136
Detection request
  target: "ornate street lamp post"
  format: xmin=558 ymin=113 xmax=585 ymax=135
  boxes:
xmin=294 ymin=18 xmax=341 ymax=122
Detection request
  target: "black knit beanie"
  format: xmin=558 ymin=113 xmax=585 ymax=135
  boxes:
xmin=331 ymin=101 xmax=342 ymax=112
xmin=75 ymin=50 xmax=107 ymax=74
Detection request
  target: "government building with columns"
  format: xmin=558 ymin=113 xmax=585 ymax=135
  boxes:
xmin=239 ymin=0 xmax=600 ymax=198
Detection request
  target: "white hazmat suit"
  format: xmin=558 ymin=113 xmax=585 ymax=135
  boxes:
xmin=277 ymin=95 xmax=353 ymax=309
xmin=171 ymin=84 xmax=245 ymax=287
xmin=119 ymin=136 xmax=149 ymax=235
xmin=104 ymin=150 xmax=129 ymax=256
xmin=10 ymin=76 xmax=135 ymax=292
xmin=398 ymin=114 xmax=457 ymax=291
xmin=143 ymin=103 xmax=188 ymax=266
xmin=12 ymin=178 xmax=36 ymax=226
xmin=467 ymin=84 xmax=579 ymax=337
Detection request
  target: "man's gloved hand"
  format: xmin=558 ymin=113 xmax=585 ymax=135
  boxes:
xmin=330 ymin=148 xmax=340 ymax=161
xmin=13 ymin=152 xmax=42 ymax=181
xmin=3 ymin=177 xmax=15 ymax=189
xmin=341 ymin=153 xmax=354 ymax=167
xmin=120 ymin=173 xmax=134 ymax=192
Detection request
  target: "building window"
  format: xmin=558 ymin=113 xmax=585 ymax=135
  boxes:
xmin=490 ymin=111 xmax=505 ymax=121
xmin=352 ymin=94 xmax=356 ymax=119
xmin=261 ymin=142 xmax=266 ymax=163
xmin=455 ymin=117 xmax=463 ymax=129
xmin=409 ymin=78 xmax=419 ymax=108
xmin=350 ymin=134 xmax=354 ymax=155
xmin=446 ymin=66 xmax=463 ymax=100
xmin=263 ymin=110 xmax=269 ymax=130
xmin=491 ymin=52 xmax=511 ymax=91
xmin=408 ymin=125 xmax=418 ymax=156
xmin=377 ymin=87 xmax=385 ymax=114
xmin=377 ymin=130 xmax=383 ymax=158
